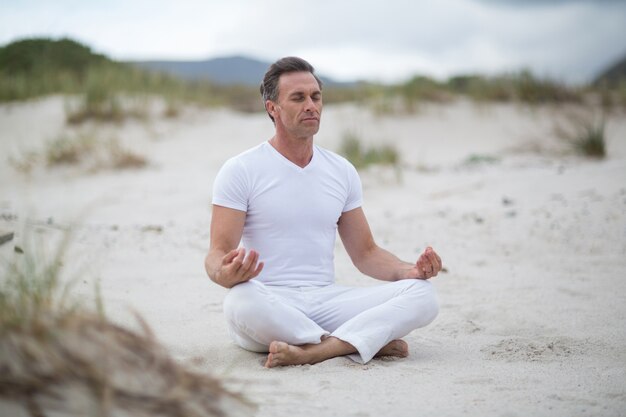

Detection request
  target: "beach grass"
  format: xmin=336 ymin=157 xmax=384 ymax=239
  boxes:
xmin=8 ymin=131 xmax=148 ymax=174
xmin=0 ymin=228 xmax=254 ymax=416
xmin=339 ymin=131 xmax=400 ymax=169
xmin=46 ymin=131 xmax=148 ymax=170
xmin=571 ymin=119 xmax=606 ymax=158
xmin=554 ymin=112 xmax=607 ymax=159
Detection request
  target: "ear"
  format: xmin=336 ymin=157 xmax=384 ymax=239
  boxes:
xmin=265 ymin=100 xmax=279 ymax=119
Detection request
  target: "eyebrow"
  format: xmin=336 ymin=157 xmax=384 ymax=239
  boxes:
xmin=288 ymin=90 xmax=321 ymax=98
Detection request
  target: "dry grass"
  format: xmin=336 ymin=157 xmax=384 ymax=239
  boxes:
xmin=9 ymin=131 xmax=148 ymax=174
xmin=45 ymin=132 xmax=97 ymax=165
xmin=553 ymin=109 xmax=607 ymax=159
xmin=0 ymin=230 xmax=254 ymax=417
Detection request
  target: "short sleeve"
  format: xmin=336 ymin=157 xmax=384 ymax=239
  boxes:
xmin=212 ymin=157 xmax=249 ymax=212
xmin=343 ymin=162 xmax=363 ymax=212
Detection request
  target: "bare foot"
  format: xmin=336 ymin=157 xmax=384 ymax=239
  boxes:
xmin=264 ymin=341 xmax=309 ymax=368
xmin=264 ymin=337 xmax=356 ymax=368
xmin=375 ymin=339 xmax=409 ymax=358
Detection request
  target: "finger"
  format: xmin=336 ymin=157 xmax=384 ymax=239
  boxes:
xmin=415 ymin=260 xmax=426 ymax=276
xmin=420 ymin=253 xmax=433 ymax=272
xmin=426 ymin=247 xmax=442 ymax=267
xmin=240 ymin=249 xmax=257 ymax=273
xmin=416 ymin=256 xmax=429 ymax=273
xmin=232 ymin=248 xmax=246 ymax=270
xmin=241 ymin=260 xmax=264 ymax=282
xmin=250 ymin=261 xmax=264 ymax=279
xmin=426 ymin=251 xmax=441 ymax=272
xmin=222 ymin=249 xmax=240 ymax=265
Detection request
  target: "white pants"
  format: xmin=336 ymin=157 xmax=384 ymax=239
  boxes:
xmin=223 ymin=279 xmax=439 ymax=364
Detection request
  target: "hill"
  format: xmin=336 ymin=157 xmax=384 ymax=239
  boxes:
xmin=129 ymin=56 xmax=350 ymax=86
xmin=0 ymin=37 xmax=111 ymax=76
xmin=130 ymin=56 xmax=268 ymax=85
xmin=594 ymin=54 xmax=626 ymax=87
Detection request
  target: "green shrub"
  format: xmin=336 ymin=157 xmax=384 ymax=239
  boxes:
xmin=339 ymin=132 xmax=399 ymax=169
xmin=571 ymin=120 xmax=606 ymax=158
xmin=554 ymin=113 xmax=607 ymax=159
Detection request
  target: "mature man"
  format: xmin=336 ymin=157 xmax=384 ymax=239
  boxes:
xmin=205 ymin=57 xmax=441 ymax=368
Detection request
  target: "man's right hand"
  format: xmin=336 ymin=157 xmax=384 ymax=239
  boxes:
xmin=216 ymin=248 xmax=264 ymax=288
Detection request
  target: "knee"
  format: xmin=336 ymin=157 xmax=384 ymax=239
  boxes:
xmin=223 ymin=280 xmax=266 ymax=324
xmin=405 ymin=280 xmax=439 ymax=327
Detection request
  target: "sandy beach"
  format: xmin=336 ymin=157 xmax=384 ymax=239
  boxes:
xmin=1 ymin=96 xmax=625 ymax=416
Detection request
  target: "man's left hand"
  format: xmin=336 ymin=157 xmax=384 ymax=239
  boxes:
xmin=411 ymin=246 xmax=442 ymax=280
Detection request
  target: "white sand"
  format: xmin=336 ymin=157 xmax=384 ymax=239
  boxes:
xmin=1 ymin=96 xmax=625 ymax=416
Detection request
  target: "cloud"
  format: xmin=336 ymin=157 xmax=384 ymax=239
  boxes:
xmin=1 ymin=0 xmax=625 ymax=83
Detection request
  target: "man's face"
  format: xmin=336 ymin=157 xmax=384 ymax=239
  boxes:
xmin=268 ymin=71 xmax=322 ymax=139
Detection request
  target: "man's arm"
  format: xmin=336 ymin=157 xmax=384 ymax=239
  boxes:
xmin=205 ymin=205 xmax=264 ymax=289
xmin=337 ymin=207 xmax=441 ymax=281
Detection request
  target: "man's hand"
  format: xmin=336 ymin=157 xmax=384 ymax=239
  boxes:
xmin=216 ymin=248 xmax=264 ymax=288
xmin=409 ymin=246 xmax=442 ymax=280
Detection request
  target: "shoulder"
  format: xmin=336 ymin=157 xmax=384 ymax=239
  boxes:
xmin=314 ymin=145 xmax=357 ymax=172
xmin=227 ymin=142 xmax=268 ymax=165
xmin=219 ymin=142 xmax=270 ymax=173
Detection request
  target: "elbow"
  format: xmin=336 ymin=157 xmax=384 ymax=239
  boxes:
xmin=203 ymin=253 xmax=212 ymax=278
xmin=204 ymin=253 xmax=220 ymax=285
xmin=204 ymin=253 xmax=233 ymax=289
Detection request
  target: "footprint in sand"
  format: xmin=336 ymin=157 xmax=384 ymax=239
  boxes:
xmin=481 ymin=336 xmax=586 ymax=362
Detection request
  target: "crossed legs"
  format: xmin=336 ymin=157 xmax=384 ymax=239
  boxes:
xmin=264 ymin=337 xmax=409 ymax=368
xmin=223 ymin=279 xmax=438 ymax=367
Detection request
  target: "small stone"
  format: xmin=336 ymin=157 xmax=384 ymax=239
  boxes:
xmin=0 ymin=231 xmax=14 ymax=246
xmin=141 ymin=225 xmax=163 ymax=233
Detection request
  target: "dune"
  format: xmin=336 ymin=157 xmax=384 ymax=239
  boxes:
xmin=1 ymin=96 xmax=625 ymax=416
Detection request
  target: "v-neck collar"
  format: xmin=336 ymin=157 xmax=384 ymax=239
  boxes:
xmin=265 ymin=141 xmax=316 ymax=172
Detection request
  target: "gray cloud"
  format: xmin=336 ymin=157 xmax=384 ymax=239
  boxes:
xmin=1 ymin=0 xmax=625 ymax=84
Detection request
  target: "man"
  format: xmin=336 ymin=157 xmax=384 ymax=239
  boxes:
xmin=205 ymin=57 xmax=442 ymax=368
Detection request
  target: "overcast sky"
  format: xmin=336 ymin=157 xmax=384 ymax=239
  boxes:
xmin=1 ymin=0 xmax=625 ymax=84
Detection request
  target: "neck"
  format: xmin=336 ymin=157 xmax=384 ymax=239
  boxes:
xmin=269 ymin=134 xmax=314 ymax=168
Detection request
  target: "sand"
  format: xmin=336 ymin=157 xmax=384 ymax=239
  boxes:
xmin=1 ymin=96 xmax=625 ymax=416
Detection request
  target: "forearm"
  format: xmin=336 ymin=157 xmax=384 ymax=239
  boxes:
xmin=353 ymin=245 xmax=414 ymax=281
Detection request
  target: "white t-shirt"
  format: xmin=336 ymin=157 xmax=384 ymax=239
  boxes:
xmin=212 ymin=141 xmax=363 ymax=287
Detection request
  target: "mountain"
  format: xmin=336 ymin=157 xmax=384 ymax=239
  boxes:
xmin=129 ymin=55 xmax=350 ymax=86
xmin=130 ymin=55 xmax=268 ymax=85
xmin=594 ymin=55 xmax=626 ymax=87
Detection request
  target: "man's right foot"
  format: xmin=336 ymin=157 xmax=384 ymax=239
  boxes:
xmin=264 ymin=341 xmax=308 ymax=368
xmin=375 ymin=339 xmax=409 ymax=358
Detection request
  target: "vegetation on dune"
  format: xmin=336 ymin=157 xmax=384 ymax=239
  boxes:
xmin=9 ymin=131 xmax=148 ymax=174
xmin=0 ymin=37 xmax=255 ymax=120
xmin=554 ymin=112 xmax=607 ymax=159
xmin=0 ymin=229 xmax=254 ymax=416
xmin=338 ymin=131 xmax=400 ymax=169
xmin=572 ymin=121 xmax=606 ymax=159
xmin=0 ymin=37 xmax=624 ymax=118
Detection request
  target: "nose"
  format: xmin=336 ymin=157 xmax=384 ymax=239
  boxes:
xmin=303 ymin=96 xmax=317 ymax=112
